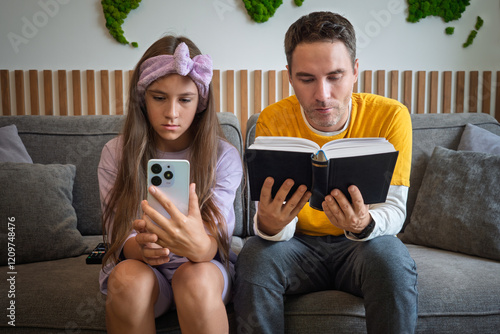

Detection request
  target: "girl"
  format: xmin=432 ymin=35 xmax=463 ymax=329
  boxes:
xmin=98 ymin=36 xmax=243 ymax=334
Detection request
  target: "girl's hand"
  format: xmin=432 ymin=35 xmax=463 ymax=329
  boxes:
xmin=141 ymin=183 xmax=216 ymax=262
xmin=132 ymin=218 xmax=171 ymax=266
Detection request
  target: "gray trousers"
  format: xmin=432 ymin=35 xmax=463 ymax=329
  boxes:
xmin=234 ymin=234 xmax=418 ymax=334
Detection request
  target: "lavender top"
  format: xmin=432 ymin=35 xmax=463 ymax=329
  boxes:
xmin=97 ymin=136 xmax=243 ymax=292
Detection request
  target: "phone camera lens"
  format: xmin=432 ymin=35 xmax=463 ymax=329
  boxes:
xmin=165 ymin=171 xmax=173 ymax=180
xmin=151 ymin=176 xmax=162 ymax=186
xmin=151 ymin=163 xmax=162 ymax=174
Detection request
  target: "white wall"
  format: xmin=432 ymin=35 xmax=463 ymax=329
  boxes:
xmin=1 ymin=0 xmax=499 ymax=71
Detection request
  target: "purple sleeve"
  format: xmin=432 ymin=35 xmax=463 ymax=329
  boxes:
xmin=97 ymin=137 xmax=138 ymax=242
xmin=213 ymin=140 xmax=243 ymax=238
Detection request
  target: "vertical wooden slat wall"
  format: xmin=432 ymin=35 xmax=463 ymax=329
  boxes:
xmin=58 ymin=70 xmax=67 ymax=116
xmin=72 ymin=70 xmax=82 ymax=116
xmin=390 ymin=70 xmax=399 ymax=100
xmin=115 ymin=70 xmax=123 ymax=115
xmin=442 ymin=71 xmax=452 ymax=114
xmin=43 ymin=70 xmax=53 ymax=115
xmin=377 ymin=70 xmax=385 ymax=96
xmin=1 ymin=70 xmax=11 ymax=115
xmin=469 ymin=71 xmax=478 ymax=113
xmin=429 ymin=71 xmax=438 ymax=114
xmin=14 ymin=70 xmax=24 ymax=115
xmin=281 ymin=70 xmax=289 ymax=99
xmin=456 ymin=71 xmax=465 ymax=114
xmin=1 ymin=70 xmax=499 ymax=129
xmin=212 ymin=69 xmax=220 ymax=114
xmin=29 ymin=70 xmax=39 ymax=115
xmin=240 ymin=70 xmax=248 ymax=139
xmin=403 ymin=71 xmax=412 ymax=113
xmin=226 ymin=70 xmax=234 ymax=114
xmin=86 ymin=70 xmax=95 ymax=115
xmin=253 ymin=70 xmax=262 ymax=115
xmin=363 ymin=71 xmax=372 ymax=93
xmin=268 ymin=70 xmax=276 ymax=106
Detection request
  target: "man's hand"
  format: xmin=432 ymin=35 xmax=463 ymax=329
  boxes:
xmin=257 ymin=177 xmax=311 ymax=236
xmin=322 ymin=185 xmax=372 ymax=234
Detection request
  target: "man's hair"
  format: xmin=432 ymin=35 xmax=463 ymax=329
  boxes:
xmin=285 ymin=11 xmax=357 ymax=72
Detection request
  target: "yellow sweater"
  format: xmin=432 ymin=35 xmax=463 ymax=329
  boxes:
xmin=255 ymin=93 xmax=412 ymax=236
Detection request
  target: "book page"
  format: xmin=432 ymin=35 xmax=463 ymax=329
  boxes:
xmin=321 ymin=137 xmax=395 ymax=158
xmin=248 ymin=136 xmax=320 ymax=153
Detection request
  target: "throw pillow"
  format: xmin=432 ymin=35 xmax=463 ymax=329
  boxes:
xmin=402 ymin=146 xmax=500 ymax=261
xmin=0 ymin=162 xmax=87 ymax=265
xmin=0 ymin=124 xmax=33 ymax=163
xmin=458 ymin=123 xmax=500 ymax=155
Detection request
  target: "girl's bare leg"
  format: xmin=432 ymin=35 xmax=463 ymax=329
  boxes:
xmin=172 ymin=261 xmax=228 ymax=334
xmin=105 ymin=259 xmax=159 ymax=334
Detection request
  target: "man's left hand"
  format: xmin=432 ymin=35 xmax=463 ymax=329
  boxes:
xmin=322 ymin=185 xmax=372 ymax=234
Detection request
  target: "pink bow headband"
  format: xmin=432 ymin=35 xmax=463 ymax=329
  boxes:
xmin=137 ymin=42 xmax=213 ymax=112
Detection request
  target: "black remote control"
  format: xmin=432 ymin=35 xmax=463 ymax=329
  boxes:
xmin=86 ymin=243 xmax=107 ymax=264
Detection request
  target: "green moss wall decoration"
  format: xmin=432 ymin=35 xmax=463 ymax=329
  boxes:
xmin=102 ymin=0 xmax=142 ymax=47
xmin=407 ymin=0 xmax=470 ymax=23
xmin=406 ymin=0 xmax=483 ymax=48
xmin=242 ymin=0 xmax=305 ymax=23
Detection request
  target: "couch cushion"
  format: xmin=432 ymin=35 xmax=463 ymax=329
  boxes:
xmin=401 ymin=146 xmax=500 ymax=261
xmin=0 ymin=116 xmax=124 ymax=236
xmin=406 ymin=113 xmax=500 ymax=231
xmin=458 ymin=122 xmax=500 ymax=154
xmin=0 ymin=124 xmax=32 ymax=163
xmin=279 ymin=245 xmax=500 ymax=333
xmin=0 ymin=162 xmax=87 ymax=265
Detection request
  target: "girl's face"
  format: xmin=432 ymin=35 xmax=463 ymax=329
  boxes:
xmin=145 ymin=74 xmax=199 ymax=152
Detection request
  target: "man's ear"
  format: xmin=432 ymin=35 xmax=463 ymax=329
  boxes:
xmin=286 ymin=65 xmax=293 ymax=86
xmin=353 ymin=59 xmax=359 ymax=84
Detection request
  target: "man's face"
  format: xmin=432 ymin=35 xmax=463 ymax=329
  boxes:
xmin=288 ymin=41 xmax=358 ymax=132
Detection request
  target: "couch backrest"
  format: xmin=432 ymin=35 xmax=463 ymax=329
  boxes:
xmin=0 ymin=112 xmax=246 ymax=237
xmin=244 ymin=112 xmax=500 ymax=234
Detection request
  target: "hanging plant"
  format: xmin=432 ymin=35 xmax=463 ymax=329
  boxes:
xmin=102 ymin=0 xmax=142 ymax=47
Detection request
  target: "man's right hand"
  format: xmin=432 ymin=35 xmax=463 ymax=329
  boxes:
xmin=257 ymin=177 xmax=311 ymax=236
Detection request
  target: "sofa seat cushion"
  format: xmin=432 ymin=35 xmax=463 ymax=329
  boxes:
xmin=0 ymin=256 xmax=106 ymax=333
xmin=407 ymin=244 xmax=500 ymax=333
xmin=278 ymin=244 xmax=500 ymax=333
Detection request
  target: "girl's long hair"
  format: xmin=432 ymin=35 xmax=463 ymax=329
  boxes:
xmin=102 ymin=36 xmax=230 ymax=268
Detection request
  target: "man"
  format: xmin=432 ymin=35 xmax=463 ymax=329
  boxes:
xmin=234 ymin=11 xmax=418 ymax=334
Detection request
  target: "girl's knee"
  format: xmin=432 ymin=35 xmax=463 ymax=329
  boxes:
xmin=107 ymin=260 xmax=158 ymax=300
xmin=172 ymin=262 xmax=224 ymax=301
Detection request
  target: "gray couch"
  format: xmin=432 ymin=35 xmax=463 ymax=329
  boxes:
xmin=1 ymin=111 xmax=499 ymax=333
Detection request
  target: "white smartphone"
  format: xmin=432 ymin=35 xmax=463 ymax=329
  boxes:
xmin=147 ymin=159 xmax=190 ymax=220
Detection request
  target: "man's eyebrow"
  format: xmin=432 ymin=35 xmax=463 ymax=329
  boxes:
xmin=295 ymin=70 xmax=345 ymax=77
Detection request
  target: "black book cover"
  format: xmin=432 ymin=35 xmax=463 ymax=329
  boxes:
xmin=245 ymin=149 xmax=399 ymax=210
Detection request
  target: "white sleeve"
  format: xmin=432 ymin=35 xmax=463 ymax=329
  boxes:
xmin=346 ymin=185 xmax=408 ymax=241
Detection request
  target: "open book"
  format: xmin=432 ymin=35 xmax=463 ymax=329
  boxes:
xmin=244 ymin=136 xmax=399 ymax=210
